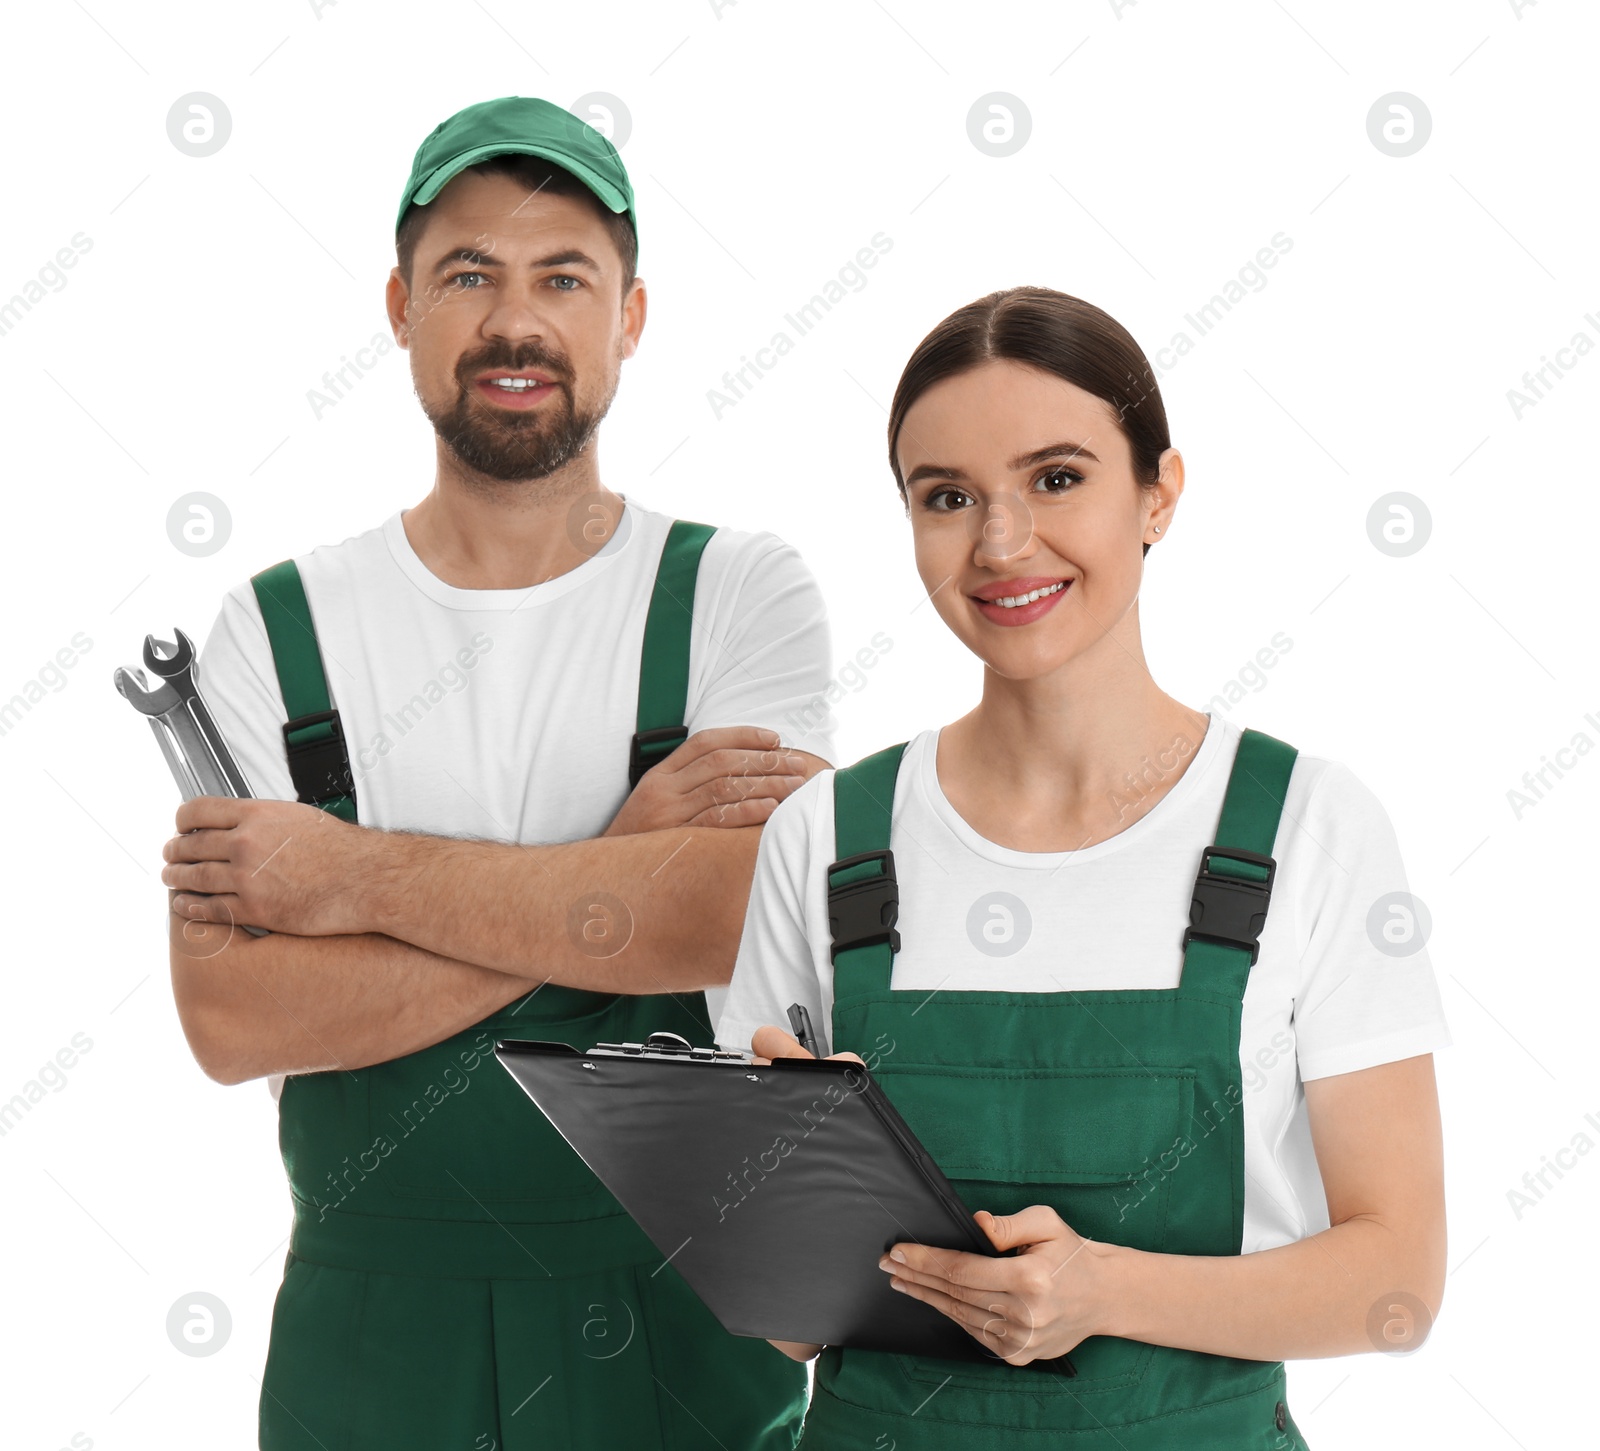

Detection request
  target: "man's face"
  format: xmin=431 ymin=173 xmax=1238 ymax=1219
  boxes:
xmin=385 ymin=168 xmax=644 ymax=483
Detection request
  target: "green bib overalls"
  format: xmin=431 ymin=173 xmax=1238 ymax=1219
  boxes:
xmin=247 ymin=520 xmax=807 ymax=1451
xmin=801 ymin=727 xmax=1312 ymax=1450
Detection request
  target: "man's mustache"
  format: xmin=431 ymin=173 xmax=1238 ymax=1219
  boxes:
xmin=454 ymin=344 xmax=572 ymax=390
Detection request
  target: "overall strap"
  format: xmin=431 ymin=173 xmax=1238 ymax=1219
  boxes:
xmin=629 ymin=519 xmax=717 ymax=787
xmin=827 ymin=742 xmax=908 ymax=1000
xmin=250 ymin=560 xmax=358 ymax=823
xmin=1179 ymin=727 xmax=1298 ymax=999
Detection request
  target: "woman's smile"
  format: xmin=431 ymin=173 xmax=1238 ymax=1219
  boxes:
xmin=969 ymin=575 xmax=1073 ymax=627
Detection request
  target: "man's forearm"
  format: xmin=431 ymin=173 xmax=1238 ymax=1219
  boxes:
xmin=347 ymin=824 xmax=761 ymax=992
xmin=169 ymin=901 xmax=538 ymax=1084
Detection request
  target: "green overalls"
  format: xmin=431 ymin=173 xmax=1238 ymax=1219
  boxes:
xmin=802 ymin=727 xmax=1311 ymax=1450
xmin=247 ymin=520 xmax=807 ymax=1451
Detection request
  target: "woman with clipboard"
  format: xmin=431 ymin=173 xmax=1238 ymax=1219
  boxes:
xmin=717 ymin=287 xmax=1450 ymax=1450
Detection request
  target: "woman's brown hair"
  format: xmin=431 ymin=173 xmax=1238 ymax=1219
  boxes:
xmin=887 ymin=287 xmax=1170 ymax=557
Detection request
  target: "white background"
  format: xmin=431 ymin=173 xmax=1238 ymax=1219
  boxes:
xmin=1 ymin=1 xmax=1594 ymax=1446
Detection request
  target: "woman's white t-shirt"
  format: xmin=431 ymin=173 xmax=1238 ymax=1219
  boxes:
xmin=716 ymin=712 xmax=1451 ymax=1254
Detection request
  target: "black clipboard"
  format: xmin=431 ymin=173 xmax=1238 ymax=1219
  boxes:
xmin=495 ymin=1034 xmax=1075 ymax=1374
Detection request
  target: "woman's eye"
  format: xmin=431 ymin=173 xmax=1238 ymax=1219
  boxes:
xmin=925 ymin=487 xmax=974 ymax=512
xmin=1035 ymin=467 xmax=1083 ymax=494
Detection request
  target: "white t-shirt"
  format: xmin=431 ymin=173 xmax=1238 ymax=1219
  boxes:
xmin=195 ymin=494 xmax=838 ymax=1096
xmin=716 ymin=712 xmax=1451 ymax=1254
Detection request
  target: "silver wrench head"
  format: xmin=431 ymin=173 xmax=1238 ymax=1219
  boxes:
xmin=142 ymin=628 xmax=197 ymax=680
xmin=113 ymin=663 xmax=183 ymax=717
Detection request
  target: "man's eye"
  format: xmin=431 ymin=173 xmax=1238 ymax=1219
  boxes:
xmin=449 ymin=271 xmax=487 ymax=289
xmin=550 ymin=275 xmax=581 ymax=291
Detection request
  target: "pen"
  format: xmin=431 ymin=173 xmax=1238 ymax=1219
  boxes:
xmin=786 ymin=1002 xmax=822 ymax=1058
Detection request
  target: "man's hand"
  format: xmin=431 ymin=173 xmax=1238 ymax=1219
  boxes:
xmin=605 ymin=727 xmax=827 ymax=836
xmin=162 ymin=797 xmax=380 ymax=937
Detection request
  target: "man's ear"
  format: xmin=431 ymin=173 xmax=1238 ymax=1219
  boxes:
xmin=385 ymin=266 xmax=411 ymax=349
xmin=619 ymin=276 xmax=647 ymax=362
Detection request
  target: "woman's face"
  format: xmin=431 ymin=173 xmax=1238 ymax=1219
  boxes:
xmin=896 ymin=358 xmax=1179 ymax=683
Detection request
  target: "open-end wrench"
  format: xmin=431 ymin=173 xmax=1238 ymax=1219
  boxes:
xmin=115 ymin=628 xmax=269 ymax=935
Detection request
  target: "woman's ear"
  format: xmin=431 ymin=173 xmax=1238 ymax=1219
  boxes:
xmin=1147 ymin=447 xmax=1185 ymax=535
xmin=1157 ymin=446 xmax=1185 ymax=499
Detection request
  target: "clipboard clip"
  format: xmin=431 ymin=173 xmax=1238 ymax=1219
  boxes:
xmin=586 ymin=1030 xmax=756 ymax=1064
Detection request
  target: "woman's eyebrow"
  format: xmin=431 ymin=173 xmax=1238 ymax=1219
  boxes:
xmin=904 ymin=439 xmax=1101 ymax=489
xmin=1008 ymin=439 xmax=1100 ymax=469
xmin=904 ymin=463 xmax=962 ymax=487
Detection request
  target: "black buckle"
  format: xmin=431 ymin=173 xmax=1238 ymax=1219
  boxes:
xmin=826 ymin=849 xmax=901 ymax=962
xmin=282 ymin=708 xmax=356 ymax=808
xmin=628 ymin=725 xmax=689 ymax=788
xmin=1182 ymin=845 xmax=1275 ymax=965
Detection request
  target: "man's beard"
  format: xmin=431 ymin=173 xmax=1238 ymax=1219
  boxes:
xmin=422 ymin=342 xmax=615 ymax=483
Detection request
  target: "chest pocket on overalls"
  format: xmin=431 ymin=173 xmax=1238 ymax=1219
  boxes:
xmin=873 ymin=1059 xmax=1197 ymax=1394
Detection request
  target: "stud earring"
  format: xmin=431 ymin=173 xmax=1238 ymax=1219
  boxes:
xmin=1153 ymin=525 xmax=1163 ymax=534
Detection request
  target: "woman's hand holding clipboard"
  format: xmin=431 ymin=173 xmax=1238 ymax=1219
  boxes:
xmin=749 ymin=1019 xmax=1104 ymax=1371
xmin=496 ymin=1024 xmax=1077 ymax=1372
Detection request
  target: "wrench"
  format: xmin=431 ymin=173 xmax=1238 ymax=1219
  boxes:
xmin=115 ymin=628 xmax=269 ymax=935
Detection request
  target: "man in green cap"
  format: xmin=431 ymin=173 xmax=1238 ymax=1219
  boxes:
xmin=163 ymin=95 xmax=829 ymax=1449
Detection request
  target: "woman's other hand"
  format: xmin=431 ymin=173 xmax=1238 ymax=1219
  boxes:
xmin=879 ymin=1205 xmax=1116 ymax=1365
xmin=748 ymin=1023 xmax=865 ymax=1068
xmin=766 ymin=1337 xmax=824 ymax=1361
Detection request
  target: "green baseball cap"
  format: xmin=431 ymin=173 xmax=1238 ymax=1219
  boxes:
xmin=397 ymin=96 xmax=637 ymax=250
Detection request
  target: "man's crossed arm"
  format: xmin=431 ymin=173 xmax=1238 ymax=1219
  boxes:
xmin=164 ymin=728 xmax=827 ymax=1084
